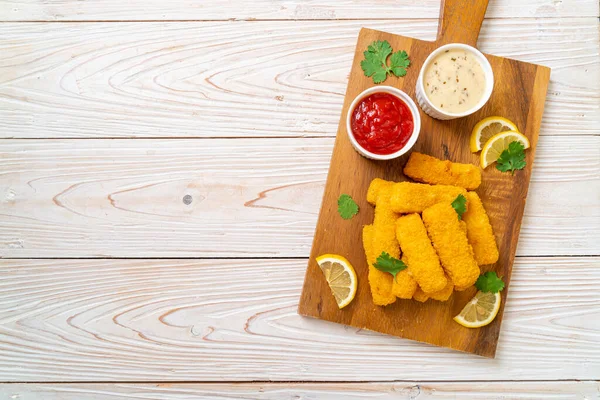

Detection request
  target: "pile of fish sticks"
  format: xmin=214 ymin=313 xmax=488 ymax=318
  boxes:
xmin=363 ymin=152 xmax=499 ymax=306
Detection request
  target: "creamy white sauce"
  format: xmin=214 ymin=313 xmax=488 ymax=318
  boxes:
xmin=423 ymin=49 xmax=486 ymax=113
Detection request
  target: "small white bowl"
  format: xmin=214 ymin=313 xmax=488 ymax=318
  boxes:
xmin=346 ymin=86 xmax=421 ymax=161
xmin=415 ymin=43 xmax=494 ymax=120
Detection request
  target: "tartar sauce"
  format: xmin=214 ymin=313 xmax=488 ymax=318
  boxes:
xmin=423 ymin=49 xmax=486 ymax=114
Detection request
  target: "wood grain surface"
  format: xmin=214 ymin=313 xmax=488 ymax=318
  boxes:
xmin=1 ymin=19 xmax=597 ymax=139
xmin=0 ymin=0 xmax=598 ymax=392
xmin=1 ymin=137 xmax=597 ymax=258
xmin=299 ymin=0 xmax=551 ymax=357
xmin=1 ymin=0 xmax=597 ymax=21
xmin=437 ymin=0 xmax=489 ymax=46
xmin=1 ymin=382 xmax=598 ymax=399
xmin=0 ymin=257 xmax=598 ymax=382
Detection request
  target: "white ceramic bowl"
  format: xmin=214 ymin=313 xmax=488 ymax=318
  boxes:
xmin=346 ymin=86 xmax=421 ymax=161
xmin=415 ymin=43 xmax=494 ymax=120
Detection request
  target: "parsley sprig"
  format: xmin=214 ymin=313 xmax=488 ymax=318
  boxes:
xmin=337 ymin=194 xmax=359 ymax=220
xmin=373 ymin=252 xmax=407 ymax=279
xmin=475 ymin=271 xmax=505 ymax=293
xmin=496 ymin=141 xmax=527 ymax=175
xmin=361 ymin=40 xmax=410 ymax=84
xmin=451 ymin=194 xmax=467 ymax=220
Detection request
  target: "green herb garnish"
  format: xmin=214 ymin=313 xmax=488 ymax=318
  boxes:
xmin=451 ymin=194 xmax=467 ymax=220
xmin=337 ymin=194 xmax=359 ymax=220
xmin=475 ymin=271 xmax=505 ymax=293
xmin=361 ymin=40 xmax=410 ymax=84
xmin=496 ymin=141 xmax=527 ymax=175
xmin=373 ymin=252 xmax=408 ymax=279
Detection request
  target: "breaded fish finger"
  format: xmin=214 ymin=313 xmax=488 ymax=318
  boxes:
xmin=396 ymin=214 xmax=447 ymax=293
xmin=413 ymin=287 xmax=430 ymax=303
xmin=372 ymin=185 xmax=417 ymax=299
xmin=428 ymin=277 xmax=454 ymax=301
xmin=459 ymin=220 xmax=467 ymax=234
xmin=362 ymin=225 xmax=396 ymax=306
xmin=392 ymin=258 xmax=418 ymax=299
xmin=463 ymin=192 xmax=499 ymax=266
xmin=412 ymin=276 xmax=454 ymax=303
xmin=367 ymin=178 xmax=393 ymax=205
xmin=390 ymin=182 xmax=466 ymax=214
xmin=404 ymin=152 xmax=482 ymax=190
xmin=422 ymin=203 xmax=480 ymax=291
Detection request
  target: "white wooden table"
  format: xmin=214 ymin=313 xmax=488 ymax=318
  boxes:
xmin=0 ymin=0 xmax=598 ymax=398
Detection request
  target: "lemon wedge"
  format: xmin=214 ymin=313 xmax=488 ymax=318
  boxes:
xmin=454 ymin=291 xmax=501 ymax=328
xmin=316 ymin=254 xmax=357 ymax=309
xmin=480 ymin=131 xmax=530 ymax=169
xmin=470 ymin=116 xmax=519 ymax=152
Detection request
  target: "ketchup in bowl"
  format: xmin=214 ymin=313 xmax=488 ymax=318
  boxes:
xmin=350 ymin=92 xmax=414 ymax=155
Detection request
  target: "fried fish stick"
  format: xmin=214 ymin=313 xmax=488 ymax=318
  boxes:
xmin=390 ymin=182 xmax=466 ymax=214
xmin=428 ymin=277 xmax=454 ymax=301
xmin=463 ymin=192 xmax=499 ymax=266
xmin=362 ymin=225 xmax=396 ymax=306
xmin=413 ymin=277 xmax=454 ymax=303
xmin=367 ymin=178 xmax=393 ymax=205
xmin=422 ymin=203 xmax=480 ymax=291
xmin=404 ymin=152 xmax=482 ymax=190
xmin=413 ymin=287 xmax=430 ymax=302
xmin=392 ymin=260 xmax=418 ymax=299
xmin=372 ymin=185 xmax=417 ymax=299
xmin=396 ymin=214 xmax=447 ymax=293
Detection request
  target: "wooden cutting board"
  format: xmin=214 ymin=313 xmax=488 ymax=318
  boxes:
xmin=298 ymin=0 xmax=550 ymax=358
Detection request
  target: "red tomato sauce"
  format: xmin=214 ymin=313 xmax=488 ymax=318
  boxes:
xmin=350 ymin=92 xmax=414 ymax=155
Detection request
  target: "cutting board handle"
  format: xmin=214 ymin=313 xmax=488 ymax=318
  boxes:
xmin=436 ymin=0 xmax=489 ymax=47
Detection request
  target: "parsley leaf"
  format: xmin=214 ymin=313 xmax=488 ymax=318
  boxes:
xmin=361 ymin=40 xmax=410 ymax=84
xmin=475 ymin=271 xmax=505 ymax=293
xmin=373 ymin=252 xmax=408 ymax=279
xmin=496 ymin=141 xmax=527 ymax=175
xmin=451 ymin=194 xmax=467 ymax=220
xmin=337 ymin=194 xmax=359 ymax=220
xmin=368 ymin=40 xmax=393 ymax=64
xmin=389 ymin=50 xmax=410 ymax=77
xmin=361 ymin=41 xmax=391 ymax=84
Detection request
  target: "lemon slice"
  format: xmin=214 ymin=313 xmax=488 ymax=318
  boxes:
xmin=454 ymin=291 xmax=501 ymax=328
xmin=480 ymin=131 xmax=530 ymax=169
xmin=470 ymin=116 xmax=519 ymax=152
xmin=316 ymin=254 xmax=357 ymax=309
